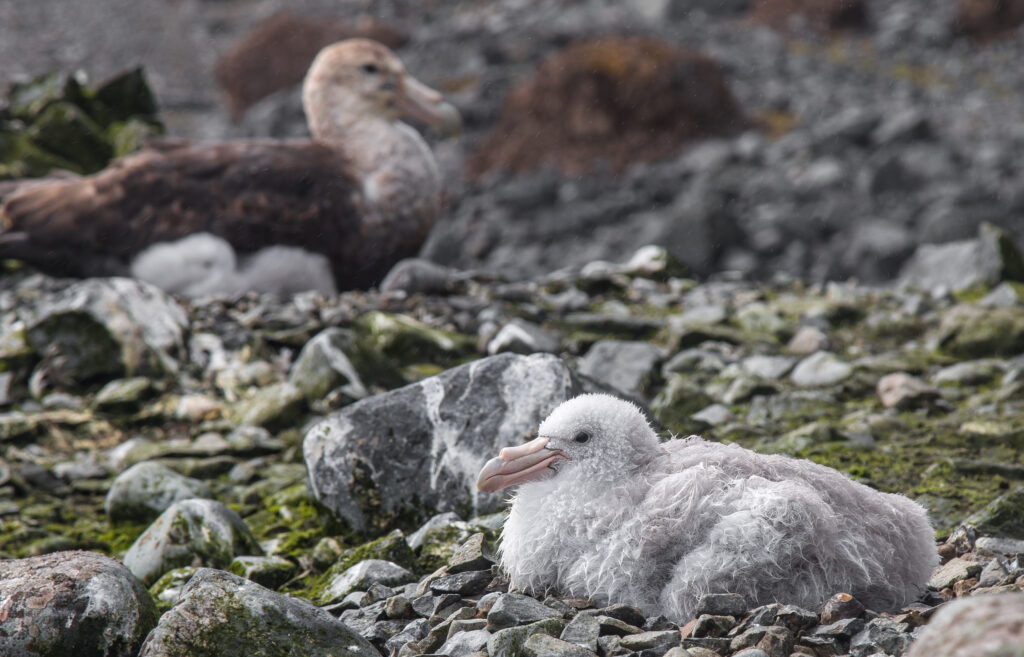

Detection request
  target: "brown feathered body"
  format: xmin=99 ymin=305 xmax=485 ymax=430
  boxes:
xmin=0 ymin=39 xmax=454 ymax=291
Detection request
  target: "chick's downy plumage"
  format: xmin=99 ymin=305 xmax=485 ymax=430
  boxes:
xmin=478 ymin=394 xmax=938 ymax=621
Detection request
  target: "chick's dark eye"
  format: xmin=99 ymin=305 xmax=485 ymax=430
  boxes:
xmin=574 ymin=431 xmax=590 ymax=444
xmin=361 ymin=63 xmax=379 ymax=75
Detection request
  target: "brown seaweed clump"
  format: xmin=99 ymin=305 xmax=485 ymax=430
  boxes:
xmin=467 ymin=36 xmax=745 ymax=177
xmin=215 ymin=11 xmax=409 ymax=120
xmin=749 ymin=0 xmax=869 ymax=34
xmin=953 ymin=0 xmax=1024 ymax=40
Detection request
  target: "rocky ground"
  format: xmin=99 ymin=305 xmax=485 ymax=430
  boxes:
xmin=3 ymin=227 xmax=1024 ymax=655
xmin=4 ymin=0 xmax=1024 ymax=655
xmin=5 ymin=0 xmax=1024 ymax=284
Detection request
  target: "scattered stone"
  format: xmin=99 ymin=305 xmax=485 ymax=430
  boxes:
xmin=93 ymin=376 xmax=154 ymax=408
xmin=741 ymin=355 xmax=796 ymax=380
xmin=429 ymin=569 xmax=493 ymax=595
xmin=487 ymin=319 xmax=560 ymax=356
xmin=560 ymin=613 xmax=601 ymax=652
xmin=322 ymin=560 xmax=415 ymax=604
xmin=787 ymin=327 xmax=830 ymax=356
xmin=576 ymin=340 xmax=663 ymax=399
xmin=138 ymin=568 xmax=381 ymax=657
xmin=900 ymin=223 xmax=1024 ymax=294
xmin=488 ymin=593 xmax=562 ymax=631
xmin=381 ymin=258 xmax=461 ymax=296
xmin=695 ymin=593 xmax=748 ymax=617
xmin=819 ymin=593 xmax=866 ymax=625
xmin=876 ymin=372 xmax=941 ymax=410
xmin=227 ymin=555 xmax=297 ymax=590
xmin=966 ymin=486 xmax=1024 ymax=539
xmin=0 ymin=550 xmax=157 ymax=657
xmin=448 ymin=533 xmax=495 ymax=574
xmin=288 ymin=328 xmax=374 ymax=401
xmin=791 ymin=352 xmax=853 ymax=387
xmin=123 ymin=498 xmax=262 ymax=586
xmin=523 ymin=633 xmax=598 ymax=657
xmin=104 ymin=461 xmax=213 ymax=523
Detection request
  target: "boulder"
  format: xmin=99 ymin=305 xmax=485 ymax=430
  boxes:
xmin=138 ymin=568 xmax=382 ymax=657
xmin=0 ymin=550 xmax=157 ymax=657
xmin=304 ymin=353 xmax=592 ymax=531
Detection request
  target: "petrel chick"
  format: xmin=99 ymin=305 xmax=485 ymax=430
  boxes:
xmin=477 ymin=394 xmax=938 ymax=621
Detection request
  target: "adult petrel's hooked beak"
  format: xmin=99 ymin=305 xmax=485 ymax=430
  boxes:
xmin=476 ymin=436 xmax=568 ymax=493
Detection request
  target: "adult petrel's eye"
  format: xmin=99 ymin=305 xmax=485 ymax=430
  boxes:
xmin=361 ymin=63 xmax=379 ymax=74
xmin=574 ymin=431 xmax=590 ymax=444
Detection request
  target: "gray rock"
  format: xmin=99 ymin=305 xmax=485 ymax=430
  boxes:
xmin=871 ymin=107 xmax=931 ymax=144
xmin=288 ymin=328 xmax=371 ymax=401
xmin=786 ymin=326 xmax=830 ymax=356
xmin=304 ymin=353 xmax=592 ymax=531
xmin=104 ymin=461 xmax=213 ymax=523
xmin=617 ymin=630 xmax=680 ymax=652
xmin=691 ymin=403 xmax=733 ymax=427
xmin=850 ymin=617 xmax=912 ymax=657
xmin=448 ymin=533 xmax=495 ymax=574
xmin=931 ymin=360 xmax=1003 ymax=386
xmin=979 ymin=282 xmax=1024 ymax=308
xmin=429 ymin=569 xmax=493 ymax=595
xmin=692 ymin=614 xmax=735 ymax=638
xmin=487 ymin=593 xmax=562 ymax=631
xmin=227 ymin=555 xmax=297 ymax=590
xmin=560 ymin=613 xmax=601 ymax=651
xmin=123 ymin=498 xmax=262 ymax=586
xmin=138 ymin=568 xmax=381 ymax=657
xmin=695 ymin=593 xmax=747 ymax=617
xmin=0 ymin=550 xmax=157 ymax=657
xmin=380 ymin=258 xmax=460 ymax=295
xmin=524 ymin=633 xmax=598 ymax=657
xmin=791 ymin=352 xmax=853 ymax=387
xmin=438 ymin=628 xmax=491 ymax=657
xmin=876 ymin=372 xmax=941 ymax=410
xmin=899 ymin=223 xmax=1024 ymax=294
xmin=966 ymin=487 xmax=1024 ymax=540
xmin=322 ymin=560 xmax=415 ymax=604
xmin=927 ymin=557 xmax=983 ymax=589
xmin=740 ymin=355 xmax=796 ymax=380
xmin=490 ymin=618 xmax=567 ymax=657
xmin=407 ymin=512 xmax=465 ymax=551
xmin=905 ymin=593 xmax=1024 ymax=657
xmin=487 ymin=319 xmax=560 ymax=355
xmin=576 ymin=340 xmax=663 ymax=399
xmin=23 ymin=278 xmax=188 ymax=385
xmin=93 ymin=376 xmax=153 ymax=408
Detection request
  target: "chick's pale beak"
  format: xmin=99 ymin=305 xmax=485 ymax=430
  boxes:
xmin=397 ymin=75 xmax=461 ymax=137
xmin=476 ymin=436 xmax=567 ymax=493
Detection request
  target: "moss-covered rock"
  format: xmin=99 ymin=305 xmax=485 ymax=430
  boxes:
xmin=356 ymin=311 xmax=473 ymax=364
xmin=966 ymin=487 xmax=1024 ymax=540
xmin=937 ymin=305 xmax=1024 ymax=359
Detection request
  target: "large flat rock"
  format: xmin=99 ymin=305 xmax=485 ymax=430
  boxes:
xmin=303 ymin=353 xmax=591 ymax=531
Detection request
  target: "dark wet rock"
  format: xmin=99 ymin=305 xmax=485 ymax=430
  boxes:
xmin=304 ymin=353 xmax=593 ymax=531
xmin=849 ymin=616 xmax=912 ymax=657
xmin=899 ymin=223 xmax=1024 ymax=294
xmin=138 ymin=568 xmax=382 ymax=657
xmin=691 ymin=614 xmax=736 ymax=638
xmin=429 ymin=569 xmax=493 ymax=595
xmin=819 ymin=593 xmax=867 ymax=625
xmin=589 ymin=604 xmax=648 ymax=629
xmin=811 ymin=617 xmax=866 ymax=641
xmin=468 ymin=36 xmax=743 ymax=177
xmin=22 ymin=278 xmax=188 ymax=386
xmin=964 ymin=489 xmax=1024 ymax=539
xmin=104 ymin=461 xmax=213 ymax=523
xmin=448 ymin=533 xmax=496 ymax=574
xmin=488 ymin=593 xmax=562 ymax=631
xmin=123 ymin=498 xmax=262 ymax=586
xmin=0 ymin=550 xmax=157 ymax=657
